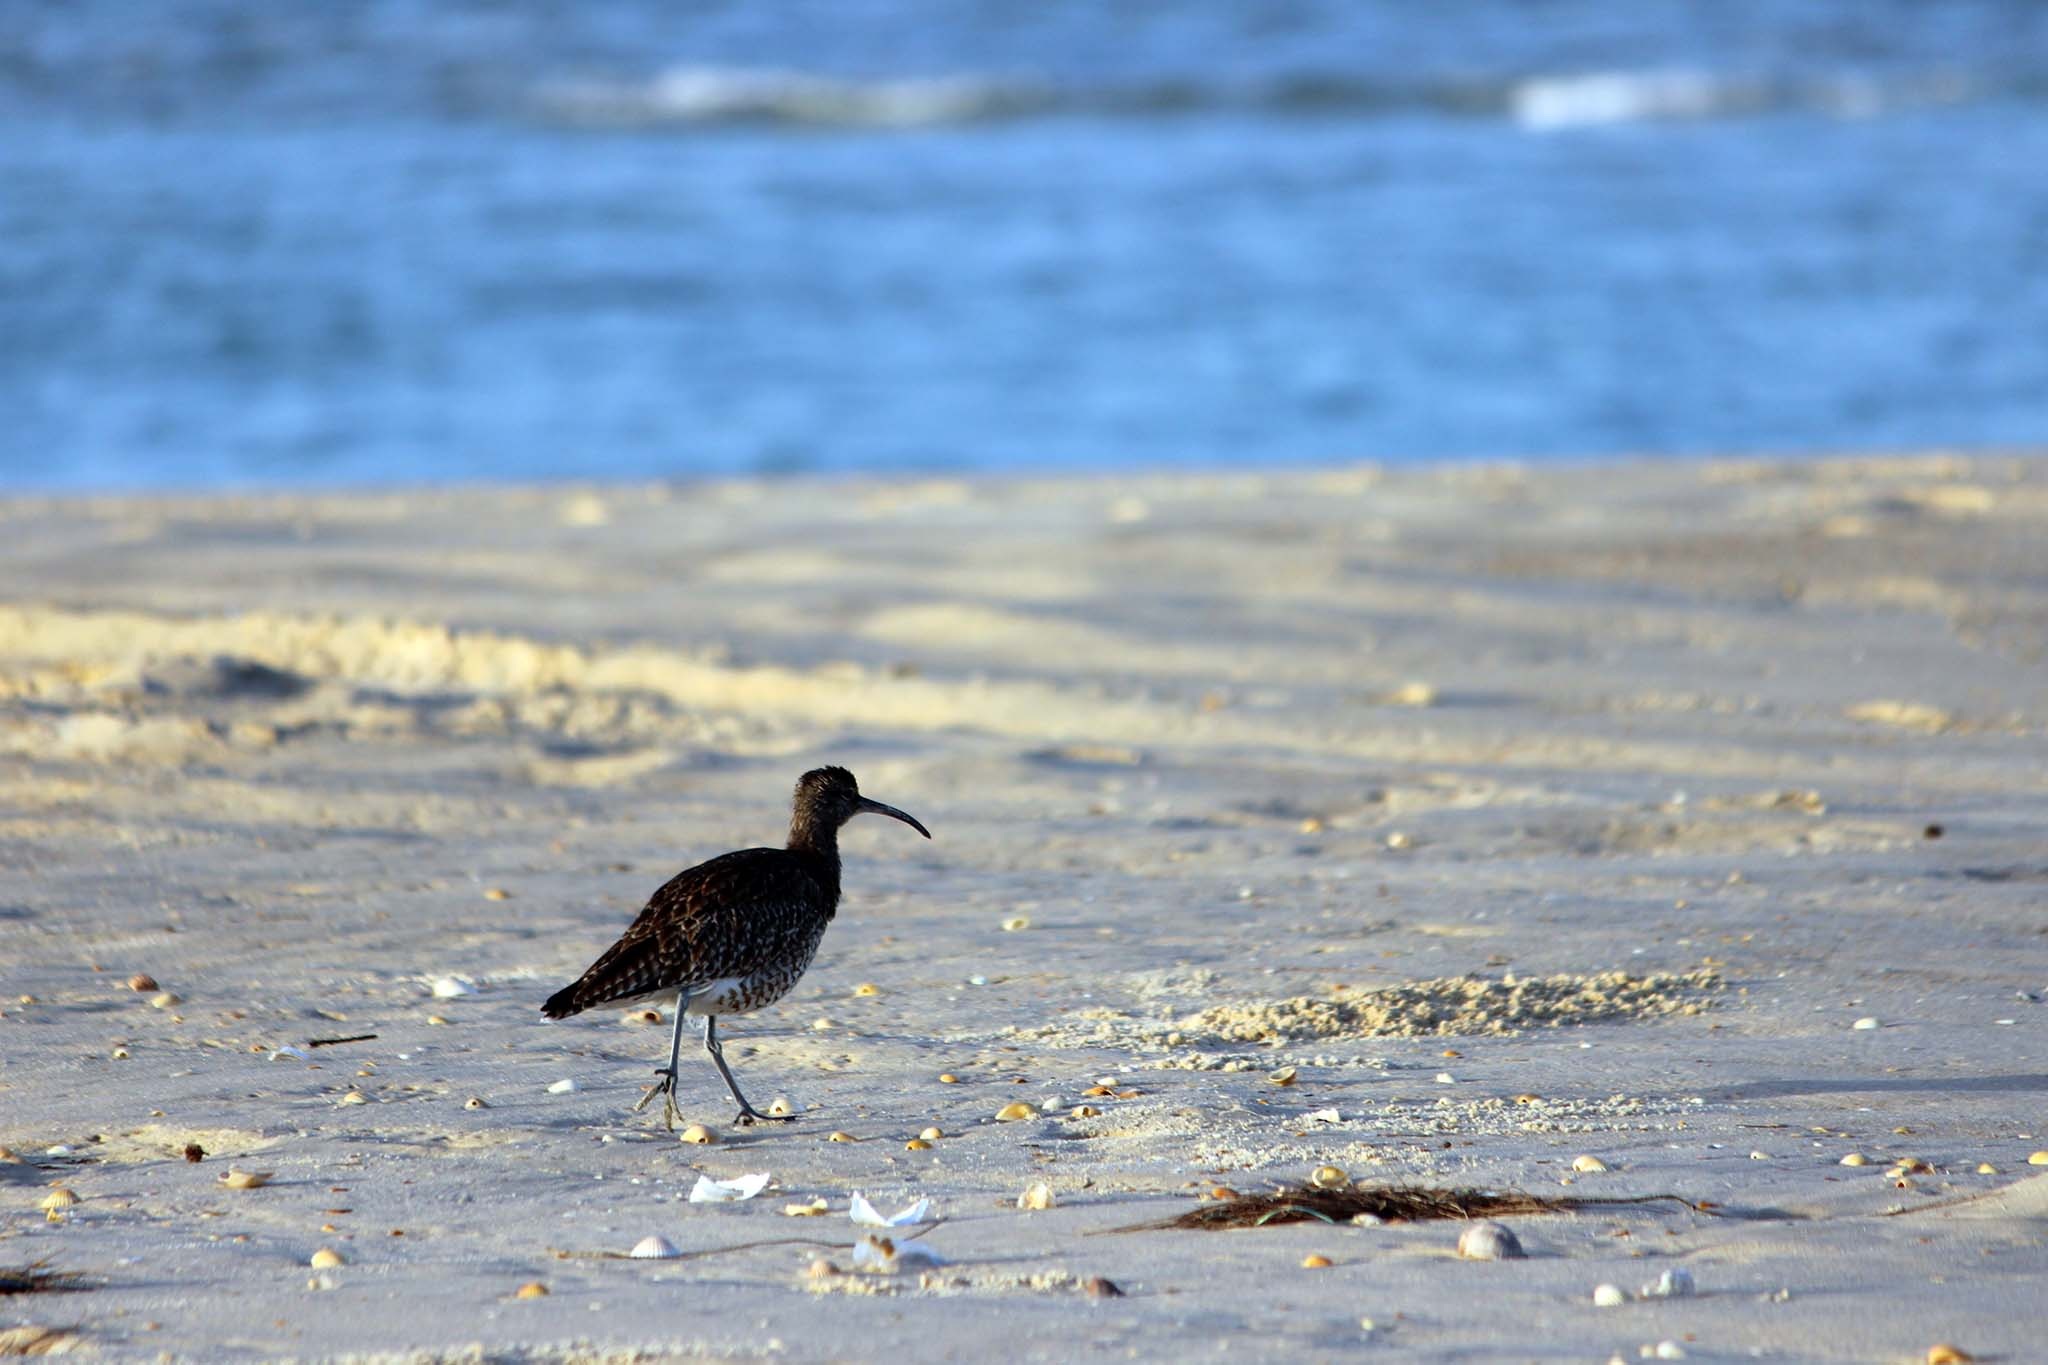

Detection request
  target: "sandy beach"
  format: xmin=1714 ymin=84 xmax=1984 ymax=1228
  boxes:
xmin=2 ymin=454 xmax=2045 ymax=1363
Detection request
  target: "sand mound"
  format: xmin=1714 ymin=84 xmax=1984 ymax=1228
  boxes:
xmin=1183 ymin=970 xmax=1720 ymax=1042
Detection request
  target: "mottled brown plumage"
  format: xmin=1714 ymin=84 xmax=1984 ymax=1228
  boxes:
xmin=543 ymin=767 xmax=930 ymax=1127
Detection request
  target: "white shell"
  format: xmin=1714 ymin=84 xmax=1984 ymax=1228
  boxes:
xmin=546 ymin=1078 xmax=578 ymax=1094
xmin=1641 ymin=1268 xmax=1696 ymax=1298
xmin=687 ymin=1173 xmax=770 ymax=1203
xmin=1571 ymin=1155 xmax=1609 ymax=1173
xmin=1652 ymin=1342 xmax=1687 ymax=1360
xmin=850 ymin=1233 xmax=945 ymax=1274
xmin=1017 ymin=1181 xmax=1054 ymax=1211
xmin=1592 ymin=1283 xmax=1627 ymax=1307
xmin=430 ymin=977 xmax=476 ymax=999
xmin=849 ymin=1193 xmax=932 ymax=1228
xmin=629 ymin=1235 xmax=681 ymax=1259
xmin=1851 ymin=1016 xmax=1879 ymax=1030
xmin=1455 ymin=1221 xmax=1524 ymax=1260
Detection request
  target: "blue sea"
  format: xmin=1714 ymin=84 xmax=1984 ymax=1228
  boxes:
xmin=5 ymin=1 xmax=2047 ymax=491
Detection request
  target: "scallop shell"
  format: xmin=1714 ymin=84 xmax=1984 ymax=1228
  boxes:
xmin=994 ymin=1102 xmax=1034 ymax=1121
xmin=1017 ymin=1181 xmax=1054 ymax=1211
xmin=1592 ymin=1283 xmax=1626 ymax=1307
xmin=309 ymin=1248 xmax=346 ymax=1268
xmin=514 ymin=1281 xmax=548 ymax=1299
xmin=39 ymin=1188 xmax=78 ymax=1211
xmin=1455 ymin=1221 xmax=1524 ymax=1260
xmin=629 ymin=1234 xmax=681 ymax=1259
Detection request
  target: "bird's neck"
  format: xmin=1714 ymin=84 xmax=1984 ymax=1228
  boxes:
xmin=788 ymin=819 xmax=843 ymax=908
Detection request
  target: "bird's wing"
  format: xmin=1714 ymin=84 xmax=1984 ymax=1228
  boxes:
xmin=543 ymin=849 xmax=821 ymax=1016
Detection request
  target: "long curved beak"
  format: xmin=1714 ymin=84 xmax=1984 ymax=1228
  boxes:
xmin=856 ymin=796 xmax=932 ymax=840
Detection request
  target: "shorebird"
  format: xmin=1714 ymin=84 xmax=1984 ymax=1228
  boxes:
xmin=542 ymin=767 xmax=930 ymax=1127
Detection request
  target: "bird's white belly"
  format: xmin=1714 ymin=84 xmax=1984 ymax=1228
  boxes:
xmin=683 ymin=977 xmax=751 ymax=1015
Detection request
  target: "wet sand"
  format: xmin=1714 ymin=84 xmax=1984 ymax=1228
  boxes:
xmin=1 ymin=455 xmax=2045 ymax=1362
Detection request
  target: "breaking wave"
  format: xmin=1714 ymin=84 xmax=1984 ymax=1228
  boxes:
xmin=532 ymin=63 xmax=1994 ymax=132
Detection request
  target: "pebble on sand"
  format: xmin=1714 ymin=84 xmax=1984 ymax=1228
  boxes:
xmin=1455 ymin=1221 xmax=1524 ymax=1260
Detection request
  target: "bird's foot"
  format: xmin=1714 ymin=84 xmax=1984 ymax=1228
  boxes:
xmin=733 ymin=1105 xmax=798 ymax=1127
xmin=634 ymin=1070 xmax=681 ymax=1130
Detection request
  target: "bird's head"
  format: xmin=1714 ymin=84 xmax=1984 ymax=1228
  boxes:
xmin=792 ymin=766 xmax=932 ymax=842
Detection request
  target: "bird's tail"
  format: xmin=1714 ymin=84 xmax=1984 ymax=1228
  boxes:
xmin=540 ymin=983 xmax=584 ymax=1019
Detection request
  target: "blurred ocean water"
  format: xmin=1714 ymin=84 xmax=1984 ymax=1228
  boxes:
xmin=3 ymin=0 xmax=2046 ymax=490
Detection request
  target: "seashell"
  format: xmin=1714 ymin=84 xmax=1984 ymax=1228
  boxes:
xmin=0 ymin=1147 xmax=17 ymax=1163
xmin=425 ymin=1015 xmax=449 ymax=1026
xmin=1384 ymin=831 xmax=1411 ymax=850
xmin=1592 ymin=1283 xmax=1626 ymax=1307
xmin=1838 ymin=1152 xmax=1868 ymax=1166
xmin=1852 ymin=1017 xmax=1879 ymax=1030
xmin=629 ymin=1235 xmax=681 ymax=1259
xmin=1001 ymin=916 xmax=1030 ymax=932
xmin=1434 ymin=1072 xmax=1456 ymax=1084
xmin=1513 ymin=1093 xmax=1541 ymax=1104
xmin=678 ymin=1125 xmax=716 ymax=1145
xmin=514 ymin=1282 xmax=548 ymax=1299
xmin=1310 ymin=1165 xmax=1349 ymax=1190
xmin=1070 ymin=1106 xmax=1099 ymax=1119
xmin=1084 ymin=1276 xmax=1124 ymax=1299
xmin=1750 ymin=1151 xmax=1771 ymax=1160
xmin=337 ymin=1091 xmax=368 ymax=1106
xmin=270 ymin=1046 xmax=311 ymax=1062
xmin=1268 ymin=1066 xmax=1298 ymax=1087
xmin=483 ymin=888 xmax=511 ymax=900
xmin=919 ymin=1126 xmax=943 ymax=1141
xmin=545 ymin=1078 xmax=577 ymax=1095
xmin=2029 ymin=1151 xmax=2048 ymax=1166
xmin=219 ymin=1169 xmax=273 ymax=1189
xmin=1017 ymin=1181 xmax=1054 ymax=1211
xmin=1455 ymin=1221 xmax=1524 ymax=1260
xmin=1300 ymin=1254 xmax=1332 ymax=1269
xmin=1641 ymin=1268 xmax=1695 ymax=1298
xmin=111 ymin=1047 xmax=130 ymax=1060
xmin=1305 ymin=1107 xmax=1341 ymax=1124
xmin=1976 ymin=1163 xmax=1997 ymax=1174
xmin=39 ymin=1188 xmax=78 ymax=1211
xmin=851 ymin=1233 xmax=945 ymax=1274
xmin=430 ymin=977 xmax=475 ymax=999
xmin=129 ymin=973 xmax=158 ymax=992
xmin=1926 ymin=1346 xmax=1975 ymax=1364
xmin=994 ymin=1102 xmax=1034 ymax=1121
xmin=151 ymin=992 xmax=181 ymax=1009
xmin=1890 ymin=1158 xmax=1934 ymax=1175
xmin=904 ymin=1139 xmax=931 ymax=1151
xmin=810 ymin=1018 xmax=833 ymax=1031
xmin=309 ymin=1248 xmax=346 ymax=1268
xmin=687 ymin=1172 xmax=769 ymax=1203
xmin=1571 ymin=1155 xmax=1609 ymax=1173
xmin=464 ymin=1097 xmax=488 ymax=1110
xmin=806 ymin=1257 xmax=840 ymax=1279
xmin=826 ymin=1131 xmax=857 ymax=1143
xmin=852 ymin=982 xmax=880 ymax=997
xmin=1206 ymin=1187 xmax=1239 ymax=1201
xmin=1299 ymin=817 xmax=1324 ymax=833
xmin=937 ymin=1073 xmax=959 ymax=1084
xmin=767 ymin=1096 xmax=795 ymax=1117
xmin=784 ymin=1199 xmax=829 ymax=1217
xmin=0 ymin=1328 xmax=83 ymax=1355
xmin=1651 ymin=1342 xmax=1686 ymax=1360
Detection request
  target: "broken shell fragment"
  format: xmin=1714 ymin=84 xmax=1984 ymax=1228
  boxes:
xmin=629 ymin=1235 xmax=681 ymax=1259
xmin=784 ymin=1199 xmax=829 ymax=1217
xmin=1455 ymin=1221 xmax=1524 ymax=1260
xmin=1641 ymin=1268 xmax=1696 ymax=1299
xmin=678 ymin=1125 xmax=716 ymax=1145
xmin=514 ymin=1282 xmax=548 ymax=1299
xmin=129 ymin=974 xmax=158 ymax=992
xmin=851 ymin=1233 xmax=944 ymax=1274
xmin=1017 ymin=1181 xmax=1054 ymax=1211
xmin=545 ymin=1078 xmax=577 ymax=1094
xmin=807 ymin=1257 xmax=840 ymax=1279
xmin=39 ymin=1188 xmax=78 ymax=1212
xmin=1593 ymin=1283 xmax=1626 ymax=1307
xmin=309 ymin=1248 xmax=346 ymax=1268
xmin=220 ymin=1170 xmax=273 ymax=1189
xmin=994 ymin=1102 xmax=1034 ymax=1121
xmin=1268 ymin=1066 xmax=1298 ymax=1087
xmin=1571 ymin=1155 xmax=1610 ymax=1173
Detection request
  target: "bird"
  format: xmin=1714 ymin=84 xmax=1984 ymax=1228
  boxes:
xmin=542 ymin=767 xmax=930 ymax=1127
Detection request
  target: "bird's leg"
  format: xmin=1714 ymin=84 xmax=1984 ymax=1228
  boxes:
xmin=702 ymin=1015 xmax=795 ymax=1126
xmin=632 ymin=988 xmax=692 ymax=1130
